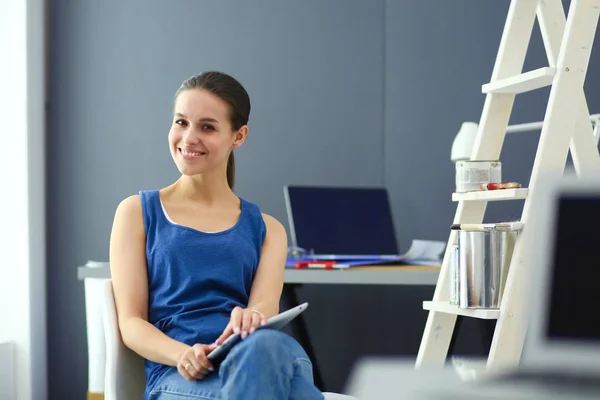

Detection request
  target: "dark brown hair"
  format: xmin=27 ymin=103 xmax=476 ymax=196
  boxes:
xmin=175 ymin=71 xmax=251 ymax=189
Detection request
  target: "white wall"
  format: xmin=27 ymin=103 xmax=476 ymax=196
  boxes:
xmin=0 ymin=0 xmax=47 ymax=399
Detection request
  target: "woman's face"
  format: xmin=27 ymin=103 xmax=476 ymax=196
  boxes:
xmin=168 ymin=88 xmax=245 ymax=176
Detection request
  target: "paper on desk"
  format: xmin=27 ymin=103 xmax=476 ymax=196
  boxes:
xmin=398 ymin=239 xmax=445 ymax=264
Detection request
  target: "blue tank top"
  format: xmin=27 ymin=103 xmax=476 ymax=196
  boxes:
xmin=139 ymin=190 xmax=267 ymax=396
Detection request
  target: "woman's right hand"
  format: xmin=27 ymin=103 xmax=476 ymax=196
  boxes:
xmin=176 ymin=343 xmax=217 ymax=381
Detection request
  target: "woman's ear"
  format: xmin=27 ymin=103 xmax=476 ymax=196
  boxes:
xmin=233 ymin=125 xmax=248 ymax=148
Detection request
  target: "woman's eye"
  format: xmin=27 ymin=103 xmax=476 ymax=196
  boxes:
xmin=202 ymin=124 xmax=215 ymax=131
xmin=175 ymin=119 xmax=187 ymax=126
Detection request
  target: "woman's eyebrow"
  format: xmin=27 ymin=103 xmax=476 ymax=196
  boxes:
xmin=174 ymin=112 xmax=219 ymax=124
xmin=197 ymin=117 xmax=219 ymax=123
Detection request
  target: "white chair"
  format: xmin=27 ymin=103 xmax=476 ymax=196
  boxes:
xmin=100 ymin=280 xmax=358 ymax=400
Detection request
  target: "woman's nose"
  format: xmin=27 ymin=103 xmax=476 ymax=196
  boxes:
xmin=182 ymin=128 xmax=201 ymax=145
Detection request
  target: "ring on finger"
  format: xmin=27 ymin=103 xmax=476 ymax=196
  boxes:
xmin=185 ymin=363 xmax=191 ymax=371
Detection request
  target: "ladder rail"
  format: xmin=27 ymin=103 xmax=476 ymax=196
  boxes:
xmin=504 ymin=113 xmax=599 ymax=133
xmin=471 ymin=0 xmax=542 ymax=161
xmin=538 ymin=0 xmax=600 ymax=177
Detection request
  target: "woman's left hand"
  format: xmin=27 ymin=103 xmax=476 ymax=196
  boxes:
xmin=215 ymin=306 xmax=267 ymax=345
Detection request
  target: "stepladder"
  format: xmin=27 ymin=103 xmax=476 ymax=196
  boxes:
xmin=417 ymin=0 xmax=600 ymax=370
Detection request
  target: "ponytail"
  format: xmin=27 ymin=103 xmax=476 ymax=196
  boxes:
xmin=227 ymin=152 xmax=235 ymax=189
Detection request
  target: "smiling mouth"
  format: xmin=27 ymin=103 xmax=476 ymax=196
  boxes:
xmin=179 ymin=148 xmax=207 ymax=158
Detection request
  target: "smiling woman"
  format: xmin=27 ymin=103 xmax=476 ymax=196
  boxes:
xmin=108 ymin=71 xmax=324 ymax=400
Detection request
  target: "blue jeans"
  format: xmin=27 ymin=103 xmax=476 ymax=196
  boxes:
xmin=148 ymin=330 xmax=324 ymax=400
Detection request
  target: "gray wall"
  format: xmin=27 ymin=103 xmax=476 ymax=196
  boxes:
xmin=47 ymin=0 xmax=600 ymax=398
xmin=385 ymin=0 xmax=511 ymax=248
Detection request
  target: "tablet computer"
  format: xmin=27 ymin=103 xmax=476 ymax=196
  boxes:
xmin=208 ymin=302 xmax=309 ymax=365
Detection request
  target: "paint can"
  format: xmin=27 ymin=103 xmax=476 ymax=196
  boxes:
xmin=457 ymin=226 xmax=519 ymax=309
xmin=455 ymin=160 xmax=502 ymax=193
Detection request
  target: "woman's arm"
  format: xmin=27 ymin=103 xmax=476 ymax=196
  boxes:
xmin=246 ymin=213 xmax=287 ymax=316
xmin=215 ymin=213 xmax=287 ymax=343
xmin=109 ymin=195 xmax=190 ymax=366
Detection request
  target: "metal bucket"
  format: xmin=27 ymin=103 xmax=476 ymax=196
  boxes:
xmin=458 ymin=228 xmax=519 ymax=309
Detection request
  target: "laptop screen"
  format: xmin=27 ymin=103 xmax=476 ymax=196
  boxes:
xmin=284 ymin=186 xmax=399 ymax=255
xmin=546 ymin=194 xmax=600 ymax=342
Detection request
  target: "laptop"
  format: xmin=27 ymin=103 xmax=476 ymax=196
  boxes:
xmin=283 ymin=185 xmax=399 ymax=257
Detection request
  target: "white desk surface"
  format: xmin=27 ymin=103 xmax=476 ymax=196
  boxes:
xmin=77 ymin=263 xmax=439 ymax=286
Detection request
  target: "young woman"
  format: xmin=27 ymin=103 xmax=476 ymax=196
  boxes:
xmin=109 ymin=71 xmax=324 ymax=400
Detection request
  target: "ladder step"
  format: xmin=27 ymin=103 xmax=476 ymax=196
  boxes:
xmin=423 ymin=301 xmax=499 ymax=320
xmin=452 ymin=188 xmax=528 ymax=202
xmin=482 ymin=67 xmax=556 ymax=94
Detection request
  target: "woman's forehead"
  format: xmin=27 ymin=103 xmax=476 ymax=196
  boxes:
xmin=175 ymin=89 xmax=229 ymax=120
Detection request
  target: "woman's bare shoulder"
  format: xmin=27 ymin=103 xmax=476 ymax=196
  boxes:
xmin=261 ymin=213 xmax=286 ymax=237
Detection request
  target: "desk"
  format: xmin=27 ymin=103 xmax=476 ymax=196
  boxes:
xmin=78 ymin=264 xmax=440 ymax=285
xmin=78 ymin=263 xmax=439 ymax=394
